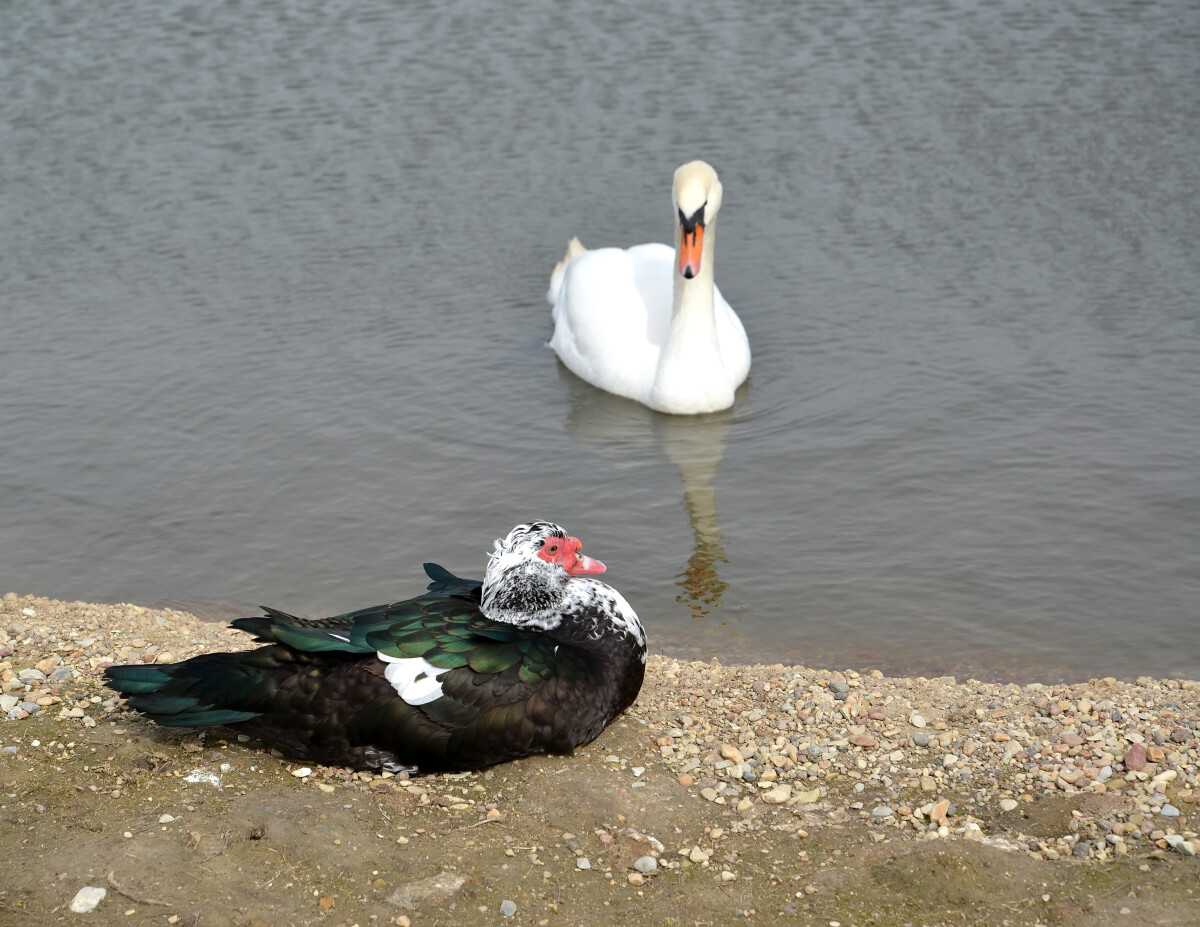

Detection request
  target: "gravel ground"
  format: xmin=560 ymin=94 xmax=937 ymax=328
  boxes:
xmin=1 ymin=592 xmax=1197 ymax=925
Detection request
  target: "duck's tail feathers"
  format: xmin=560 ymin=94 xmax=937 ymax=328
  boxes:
xmin=104 ymin=659 xmax=264 ymax=728
xmin=547 ymin=236 xmax=586 ymax=304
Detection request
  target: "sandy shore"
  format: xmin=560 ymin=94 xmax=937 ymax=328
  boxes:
xmin=1 ymin=592 xmax=1196 ymax=926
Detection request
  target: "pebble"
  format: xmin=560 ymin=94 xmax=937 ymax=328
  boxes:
xmin=871 ymin=806 xmax=894 ymax=818
xmin=69 ymin=887 xmax=106 ymax=913
xmin=634 ymin=856 xmax=659 ymax=874
xmin=913 ymin=732 xmax=932 ymax=747
xmin=1124 ymin=743 xmax=1147 ymax=770
xmin=1160 ymin=804 xmax=1179 ymax=817
xmin=1164 ymin=835 xmax=1196 ymax=856
xmin=500 ymin=899 xmax=516 ymax=917
xmin=910 ymin=713 xmax=927 ymax=728
xmin=761 ymin=784 xmax=792 ymax=804
xmin=291 ymin=767 xmax=312 ymax=778
xmin=576 ymin=858 xmax=591 ymax=870
xmin=999 ymin=799 xmax=1019 ymax=812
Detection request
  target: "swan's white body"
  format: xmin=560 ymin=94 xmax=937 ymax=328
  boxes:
xmin=547 ymin=162 xmax=751 ymax=415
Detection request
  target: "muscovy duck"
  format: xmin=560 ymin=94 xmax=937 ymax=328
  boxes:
xmin=104 ymin=522 xmax=646 ymax=773
xmin=547 ymin=160 xmax=751 ymax=415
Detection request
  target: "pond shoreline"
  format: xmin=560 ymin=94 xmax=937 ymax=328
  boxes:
xmin=2 ymin=592 xmax=1196 ymax=925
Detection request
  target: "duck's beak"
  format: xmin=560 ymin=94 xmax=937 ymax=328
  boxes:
xmin=678 ymin=223 xmax=703 ymax=279
xmin=565 ymin=539 xmax=606 ymax=575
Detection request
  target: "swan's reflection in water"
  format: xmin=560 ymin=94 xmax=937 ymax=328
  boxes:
xmin=559 ymin=368 xmax=734 ymax=618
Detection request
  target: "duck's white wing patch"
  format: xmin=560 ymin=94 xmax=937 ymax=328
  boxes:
xmin=377 ymin=653 xmax=452 ymax=706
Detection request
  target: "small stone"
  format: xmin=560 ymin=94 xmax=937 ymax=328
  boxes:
xmin=761 ymin=784 xmax=792 ymax=804
xmin=1072 ymin=842 xmax=1091 ymax=858
xmin=999 ymin=799 xmax=1019 ymax=812
xmin=871 ymin=806 xmax=894 ymax=818
xmin=913 ymin=732 xmax=932 ymax=747
xmin=1123 ymin=744 xmax=1147 ymax=771
xmin=700 ymin=787 xmax=719 ymax=802
xmin=676 ymin=774 xmax=694 ymax=788
xmin=910 ymin=713 xmax=926 ymax=728
xmin=793 ymin=787 xmax=822 ymax=803
xmin=292 ymin=767 xmax=313 ymax=778
xmin=158 ymin=814 xmax=175 ymax=824
xmin=576 ymin=858 xmax=591 ymax=870
xmin=736 ymin=797 xmax=754 ymax=813
xmin=848 ymin=734 xmax=877 ymax=748
xmin=1164 ymin=835 xmax=1195 ymax=856
xmin=720 ymin=870 xmax=736 ymax=881
xmin=70 ymin=887 xmax=107 ymax=913
xmin=930 ymin=799 xmax=950 ymax=823
xmin=35 ymin=656 xmax=61 ymax=675
xmin=500 ymin=899 xmax=516 ymax=917
xmin=720 ymin=744 xmax=744 ymax=764
xmin=920 ymin=777 xmax=937 ymax=792
xmin=634 ymin=856 xmax=658 ymax=874
xmin=627 ymin=872 xmax=644 ymax=886
xmin=1160 ymin=804 xmax=1180 ymax=817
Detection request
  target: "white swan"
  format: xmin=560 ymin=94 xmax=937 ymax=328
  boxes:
xmin=547 ymin=161 xmax=751 ymax=415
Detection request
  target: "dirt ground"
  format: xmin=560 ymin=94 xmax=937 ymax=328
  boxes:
xmin=2 ymin=712 xmax=1196 ymax=927
xmin=0 ymin=594 xmax=1196 ymax=926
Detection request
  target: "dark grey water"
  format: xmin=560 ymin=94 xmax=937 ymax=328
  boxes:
xmin=3 ymin=0 xmax=1198 ymax=682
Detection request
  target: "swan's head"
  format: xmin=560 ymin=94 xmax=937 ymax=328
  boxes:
xmin=672 ymin=161 xmax=723 ymax=279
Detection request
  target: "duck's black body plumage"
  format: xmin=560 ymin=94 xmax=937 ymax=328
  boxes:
xmin=104 ymin=524 xmax=647 ymax=773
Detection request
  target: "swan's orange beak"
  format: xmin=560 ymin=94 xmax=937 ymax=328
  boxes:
xmin=679 ymin=224 xmax=703 ymax=279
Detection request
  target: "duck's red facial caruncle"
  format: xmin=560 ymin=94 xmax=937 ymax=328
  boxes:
xmin=538 ymin=536 xmax=606 ymax=576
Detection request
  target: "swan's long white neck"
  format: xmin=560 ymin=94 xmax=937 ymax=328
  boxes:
xmin=669 ymin=216 xmax=719 ymax=341
xmin=650 ymin=217 xmax=731 ymax=413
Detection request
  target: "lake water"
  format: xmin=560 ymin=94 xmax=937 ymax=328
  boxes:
xmin=2 ymin=0 xmax=1198 ymax=682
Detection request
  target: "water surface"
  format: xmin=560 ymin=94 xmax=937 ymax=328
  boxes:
xmin=2 ymin=0 xmax=1198 ymax=681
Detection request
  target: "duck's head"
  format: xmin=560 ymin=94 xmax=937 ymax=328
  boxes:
xmin=672 ymin=160 xmax=723 ymax=280
xmin=481 ymin=521 xmax=607 ymax=626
